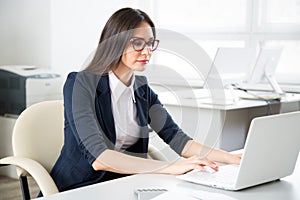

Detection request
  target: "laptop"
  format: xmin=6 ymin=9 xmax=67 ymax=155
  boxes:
xmin=177 ymin=111 xmax=300 ymax=190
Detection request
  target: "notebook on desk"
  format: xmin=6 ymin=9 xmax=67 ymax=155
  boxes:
xmin=177 ymin=111 xmax=300 ymax=190
xmin=239 ymin=91 xmax=283 ymax=101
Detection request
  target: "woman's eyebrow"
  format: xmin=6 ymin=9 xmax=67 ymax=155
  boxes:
xmin=131 ymin=36 xmax=155 ymax=41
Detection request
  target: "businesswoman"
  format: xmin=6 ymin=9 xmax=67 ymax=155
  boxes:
xmin=49 ymin=7 xmax=241 ymax=193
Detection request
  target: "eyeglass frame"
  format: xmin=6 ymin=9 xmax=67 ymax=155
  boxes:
xmin=129 ymin=37 xmax=160 ymax=52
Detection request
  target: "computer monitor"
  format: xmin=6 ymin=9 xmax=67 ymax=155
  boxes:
xmin=212 ymin=47 xmax=257 ymax=87
xmin=246 ymin=47 xmax=284 ymax=94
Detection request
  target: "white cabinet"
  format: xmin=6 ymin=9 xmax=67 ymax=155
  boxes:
xmin=0 ymin=116 xmax=18 ymax=178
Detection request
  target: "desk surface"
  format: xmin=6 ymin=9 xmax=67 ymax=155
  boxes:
xmin=156 ymin=88 xmax=300 ymax=110
xmin=37 ymin=157 xmax=300 ymax=200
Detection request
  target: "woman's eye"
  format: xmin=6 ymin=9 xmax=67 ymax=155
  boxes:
xmin=133 ymin=40 xmax=144 ymax=47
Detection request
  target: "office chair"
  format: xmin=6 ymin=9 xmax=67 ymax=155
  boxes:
xmin=0 ymin=100 xmax=167 ymax=199
xmin=0 ymin=100 xmax=64 ymax=199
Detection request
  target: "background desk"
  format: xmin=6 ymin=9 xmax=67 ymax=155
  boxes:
xmin=36 ymin=156 xmax=300 ymax=200
xmin=150 ymin=88 xmax=300 ymax=158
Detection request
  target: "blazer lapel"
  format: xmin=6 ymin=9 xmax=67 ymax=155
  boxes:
xmin=134 ymin=77 xmax=148 ymax=128
xmin=133 ymin=76 xmax=150 ymax=155
xmin=95 ymin=76 xmax=116 ymax=146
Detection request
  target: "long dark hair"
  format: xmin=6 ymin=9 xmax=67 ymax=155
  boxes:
xmin=84 ymin=8 xmax=156 ymax=74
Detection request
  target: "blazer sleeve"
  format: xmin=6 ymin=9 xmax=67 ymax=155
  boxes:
xmin=63 ymin=72 xmax=109 ymax=165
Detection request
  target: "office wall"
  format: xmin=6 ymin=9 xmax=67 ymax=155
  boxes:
xmin=51 ymin=0 xmax=126 ymax=74
xmin=0 ymin=0 xmax=151 ymax=75
xmin=50 ymin=0 xmax=153 ymax=75
xmin=0 ymin=0 xmax=51 ymax=68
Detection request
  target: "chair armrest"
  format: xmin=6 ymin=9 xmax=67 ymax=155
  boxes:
xmin=0 ymin=156 xmax=59 ymax=196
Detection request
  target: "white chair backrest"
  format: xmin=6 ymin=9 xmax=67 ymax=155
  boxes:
xmin=12 ymin=100 xmax=64 ymax=175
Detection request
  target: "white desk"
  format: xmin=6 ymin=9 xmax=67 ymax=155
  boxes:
xmin=152 ymin=88 xmax=300 ymax=152
xmin=36 ymin=156 xmax=300 ymax=200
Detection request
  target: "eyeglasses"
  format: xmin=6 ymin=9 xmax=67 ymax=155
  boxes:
xmin=129 ymin=37 xmax=159 ymax=52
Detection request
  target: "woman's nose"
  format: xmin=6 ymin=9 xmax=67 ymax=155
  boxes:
xmin=141 ymin=46 xmax=152 ymax=55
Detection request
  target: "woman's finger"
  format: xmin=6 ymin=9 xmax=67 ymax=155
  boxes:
xmin=188 ymin=156 xmax=219 ymax=171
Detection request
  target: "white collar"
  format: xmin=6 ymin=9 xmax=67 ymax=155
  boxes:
xmin=109 ymin=71 xmax=136 ymax=103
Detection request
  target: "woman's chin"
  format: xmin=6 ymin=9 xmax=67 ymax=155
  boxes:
xmin=135 ymin=65 xmax=147 ymax=72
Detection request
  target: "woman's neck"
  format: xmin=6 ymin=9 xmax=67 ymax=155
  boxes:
xmin=112 ymin=67 xmax=134 ymax=87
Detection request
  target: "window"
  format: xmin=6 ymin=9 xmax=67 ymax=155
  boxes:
xmin=259 ymin=0 xmax=300 ymax=26
xmin=146 ymin=0 xmax=300 ymax=85
xmin=254 ymin=0 xmax=300 ymax=83
xmin=155 ymin=0 xmax=247 ymax=32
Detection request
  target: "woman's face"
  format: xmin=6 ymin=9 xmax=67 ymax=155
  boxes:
xmin=121 ymin=22 xmax=156 ymax=72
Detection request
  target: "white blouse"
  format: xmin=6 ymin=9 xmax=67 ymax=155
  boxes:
xmin=108 ymin=71 xmax=140 ymax=151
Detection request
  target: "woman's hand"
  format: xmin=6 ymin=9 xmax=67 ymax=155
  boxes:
xmin=181 ymin=140 xmax=243 ymax=165
xmin=93 ymin=150 xmax=219 ymax=175
xmin=159 ymin=156 xmax=219 ymax=175
xmin=225 ymin=153 xmax=242 ymax=165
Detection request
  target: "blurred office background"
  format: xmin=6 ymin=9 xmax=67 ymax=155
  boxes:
xmin=0 ymin=0 xmax=299 ymax=86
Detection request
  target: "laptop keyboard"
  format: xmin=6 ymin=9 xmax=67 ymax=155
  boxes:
xmin=178 ymin=164 xmax=239 ymax=188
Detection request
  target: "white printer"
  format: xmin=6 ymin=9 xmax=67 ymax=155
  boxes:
xmin=0 ymin=65 xmax=64 ymax=116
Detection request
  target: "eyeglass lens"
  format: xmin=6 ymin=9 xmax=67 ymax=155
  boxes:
xmin=131 ymin=38 xmax=159 ymax=51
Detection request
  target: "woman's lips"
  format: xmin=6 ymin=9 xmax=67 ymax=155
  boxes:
xmin=136 ymin=60 xmax=149 ymax=64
